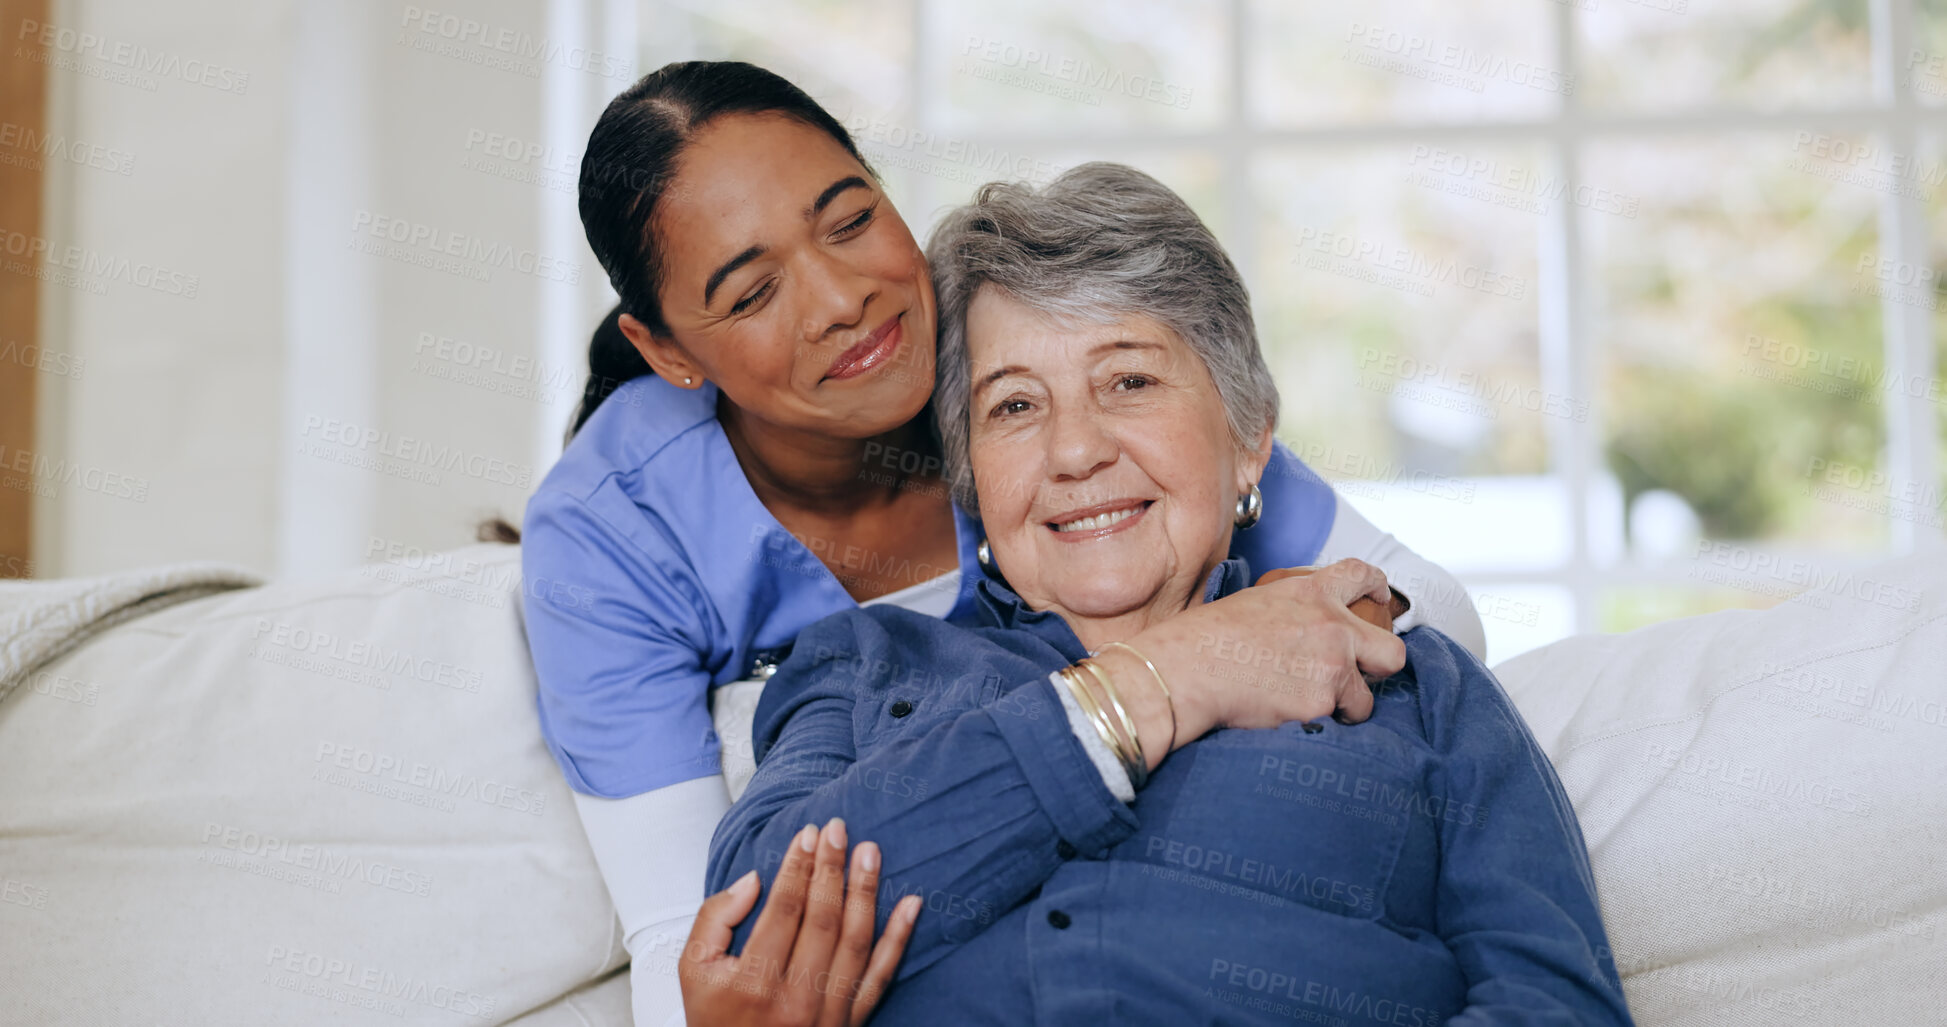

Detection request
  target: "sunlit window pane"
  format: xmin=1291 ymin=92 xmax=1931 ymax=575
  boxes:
xmin=640 ymin=0 xmax=915 ymax=124
xmin=1248 ymin=0 xmax=1559 ymax=126
xmin=1576 ymin=0 xmax=1872 ymax=112
xmin=1463 ymin=583 xmax=1577 ymax=664
xmin=1910 ymin=0 xmax=1947 ymax=107
xmin=1588 ymin=136 xmax=1887 ymax=554
xmin=927 ymin=0 xmax=1227 ymax=133
xmin=1252 ymin=145 xmax=1549 ymax=481
xmin=1921 ymin=134 xmax=1947 ymax=518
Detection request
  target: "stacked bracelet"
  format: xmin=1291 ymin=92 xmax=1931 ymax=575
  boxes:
xmin=1098 ymin=641 xmax=1176 ymax=753
xmin=1080 ymin=660 xmax=1147 ymax=790
xmin=1058 ymin=662 xmax=1147 ymax=790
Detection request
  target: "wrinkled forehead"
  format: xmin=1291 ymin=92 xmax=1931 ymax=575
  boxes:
xmin=964 ymin=287 xmax=1202 ymax=391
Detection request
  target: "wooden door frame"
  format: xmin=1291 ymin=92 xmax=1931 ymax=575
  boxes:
xmin=0 ymin=0 xmax=49 ymax=577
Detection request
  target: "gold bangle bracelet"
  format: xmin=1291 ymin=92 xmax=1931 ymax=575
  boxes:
xmin=1059 ymin=665 xmax=1125 ymax=777
xmin=1079 ymin=659 xmax=1147 ymax=790
xmin=1098 ymin=641 xmax=1176 ymax=754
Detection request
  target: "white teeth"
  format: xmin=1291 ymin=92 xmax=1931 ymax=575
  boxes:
xmin=1054 ymin=506 xmax=1139 ymax=533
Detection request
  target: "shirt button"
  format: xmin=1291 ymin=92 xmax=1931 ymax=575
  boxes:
xmin=890 ymin=700 xmax=914 ymax=718
xmin=1046 ymin=910 xmax=1071 ymax=930
xmin=1056 ymin=840 xmax=1077 ymax=859
xmin=1302 ymin=721 xmax=1324 ymax=734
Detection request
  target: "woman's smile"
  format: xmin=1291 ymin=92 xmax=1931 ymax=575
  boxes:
xmin=1047 ymin=498 xmax=1152 ymax=539
xmin=823 ymin=312 xmax=906 ymax=381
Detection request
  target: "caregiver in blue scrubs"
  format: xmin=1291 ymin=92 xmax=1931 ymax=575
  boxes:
xmin=520 ymin=60 xmax=1487 ymax=1026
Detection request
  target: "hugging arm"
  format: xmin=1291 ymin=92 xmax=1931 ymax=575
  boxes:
xmin=1247 ymin=441 xmax=1488 ymax=661
xmin=706 ymin=612 xmax=1139 ymax=982
xmin=1317 ymin=493 xmax=1487 ymax=660
xmin=1417 ymin=634 xmax=1633 ymax=1025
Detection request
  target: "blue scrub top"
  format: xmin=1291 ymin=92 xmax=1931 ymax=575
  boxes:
xmin=521 ymin=374 xmax=1337 ymax=798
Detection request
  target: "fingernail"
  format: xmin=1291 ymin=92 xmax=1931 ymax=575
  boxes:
xmin=822 ymin=818 xmax=847 ymax=851
xmin=856 ymin=841 xmax=879 ymax=872
xmin=732 ymin=869 xmax=759 ymax=894
xmin=898 ymin=895 xmax=921 ymax=922
xmin=796 ymin=824 xmax=818 ymax=853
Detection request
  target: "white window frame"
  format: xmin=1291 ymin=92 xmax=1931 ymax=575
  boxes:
xmin=630 ymin=0 xmax=1944 ymax=634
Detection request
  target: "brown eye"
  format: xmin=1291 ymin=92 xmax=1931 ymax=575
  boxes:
xmin=992 ymin=398 xmax=1032 ymax=418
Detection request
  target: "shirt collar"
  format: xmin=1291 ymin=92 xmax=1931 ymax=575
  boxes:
xmin=974 ymin=556 xmax=1255 ymax=650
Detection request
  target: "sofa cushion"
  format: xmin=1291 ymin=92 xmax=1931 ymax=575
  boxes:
xmin=0 ymin=543 xmax=626 ymax=1025
xmin=1494 ymin=551 xmax=1947 ymax=1025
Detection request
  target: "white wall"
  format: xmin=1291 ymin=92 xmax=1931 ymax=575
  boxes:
xmin=33 ymin=0 xmax=625 ymax=579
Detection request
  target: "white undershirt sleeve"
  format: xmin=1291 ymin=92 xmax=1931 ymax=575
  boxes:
xmin=1051 ymin=671 xmax=1137 ymax=802
xmin=573 ymin=775 xmax=733 ymax=1027
xmin=1316 ymin=493 xmax=1489 ymax=662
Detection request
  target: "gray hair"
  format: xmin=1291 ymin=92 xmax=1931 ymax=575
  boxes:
xmin=925 ymin=162 xmax=1280 ymax=513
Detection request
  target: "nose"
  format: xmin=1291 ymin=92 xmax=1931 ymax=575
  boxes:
xmin=1043 ymin=394 xmax=1118 ymax=482
xmin=796 ymin=247 xmax=877 ymax=343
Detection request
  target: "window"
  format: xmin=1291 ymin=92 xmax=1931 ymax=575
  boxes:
xmin=630 ymin=0 xmax=1941 ymax=661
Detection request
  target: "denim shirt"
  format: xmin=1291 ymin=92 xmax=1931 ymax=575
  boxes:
xmin=708 ymin=559 xmax=1632 ymax=1026
xmin=521 ymin=373 xmax=1338 ymax=798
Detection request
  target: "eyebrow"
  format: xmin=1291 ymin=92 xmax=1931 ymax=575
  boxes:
xmin=970 ymin=340 xmax=1166 ymax=397
xmin=701 ymin=176 xmax=872 ymax=307
xmin=973 ymin=364 xmax=1028 ymax=398
xmin=803 ymin=175 xmax=870 ymax=220
xmin=703 ymin=245 xmax=765 ymax=307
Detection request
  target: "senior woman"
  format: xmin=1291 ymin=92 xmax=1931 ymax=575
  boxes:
xmin=707 ymin=164 xmax=1632 ymax=1024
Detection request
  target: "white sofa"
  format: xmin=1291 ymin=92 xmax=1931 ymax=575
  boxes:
xmin=1 ymin=542 xmax=1941 ymax=1025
